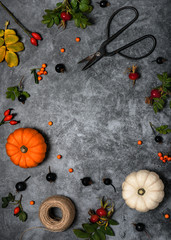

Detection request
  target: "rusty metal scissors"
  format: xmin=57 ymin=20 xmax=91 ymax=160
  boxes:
xmin=78 ymin=6 xmax=157 ymax=71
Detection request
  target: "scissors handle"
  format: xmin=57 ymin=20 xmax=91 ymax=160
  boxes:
xmin=100 ymin=6 xmax=139 ymax=51
xmin=107 ymin=34 xmax=157 ymax=59
xmin=100 ymin=6 xmax=156 ymax=60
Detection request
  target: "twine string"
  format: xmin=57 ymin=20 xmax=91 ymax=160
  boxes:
xmin=19 ymin=195 xmax=75 ymax=240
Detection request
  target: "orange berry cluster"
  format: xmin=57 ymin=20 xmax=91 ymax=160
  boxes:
xmin=158 ymin=152 xmax=171 ymax=163
xmin=37 ymin=63 xmax=48 ymax=81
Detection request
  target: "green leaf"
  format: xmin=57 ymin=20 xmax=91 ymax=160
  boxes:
xmin=87 ymin=5 xmax=93 ymax=13
xmin=73 ymin=229 xmax=90 ymax=238
xmin=8 ymin=193 xmax=15 ymax=202
xmin=80 ymin=0 xmax=91 ymax=4
xmin=157 ymin=74 xmax=164 ymax=82
xmin=82 ymin=223 xmax=96 ymax=233
xmin=47 ymin=19 xmax=54 ymax=28
xmin=6 ymin=91 xmax=12 ymax=98
xmin=96 ymin=229 xmax=106 ymax=240
xmin=31 ymin=69 xmax=39 ymax=84
xmin=79 ymin=3 xmax=90 ymax=12
xmin=42 ymin=15 xmax=52 ymax=20
xmin=80 ymin=22 xmax=87 ymax=29
xmin=19 ymin=211 xmax=27 ymax=222
xmin=74 ymin=18 xmax=81 ymax=27
xmin=100 ymin=226 xmax=115 ymax=236
xmin=2 ymin=202 xmax=8 ymax=208
xmin=7 ymin=87 xmax=15 ymax=91
xmin=54 ymin=16 xmax=60 ymax=25
xmin=22 ymin=91 xmax=30 ymax=98
xmin=108 ymin=219 xmax=119 ymax=225
xmin=56 ymin=2 xmax=63 ymax=7
xmin=71 ymin=0 xmax=78 ymax=8
xmin=10 ymin=92 xmax=15 ymax=101
xmin=45 ymin=9 xmax=54 ymax=13
xmin=153 ymin=105 xmax=158 ymax=113
xmin=92 ymin=231 xmax=100 ymax=240
xmin=42 ymin=19 xmax=51 ymax=24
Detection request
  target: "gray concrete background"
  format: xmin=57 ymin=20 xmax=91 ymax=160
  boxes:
xmin=0 ymin=0 xmax=171 ymax=239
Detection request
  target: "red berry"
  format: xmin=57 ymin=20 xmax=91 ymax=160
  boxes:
xmin=14 ymin=207 xmax=20 ymax=215
xmin=10 ymin=120 xmax=18 ymax=125
xmin=30 ymin=37 xmax=38 ymax=46
xmin=4 ymin=109 xmax=11 ymax=116
xmin=150 ymin=89 xmax=161 ymax=99
xmin=96 ymin=208 xmax=107 ymax=217
xmin=4 ymin=114 xmax=13 ymax=121
xmin=129 ymin=72 xmax=139 ymax=80
xmin=90 ymin=215 xmax=99 ymax=223
xmin=60 ymin=12 xmax=72 ymax=21
xmin=31 ymin=32 xmax=42 ymax=40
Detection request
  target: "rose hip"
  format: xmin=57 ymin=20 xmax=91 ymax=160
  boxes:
xmin=31 ymin=32 xmax=42 ymax=40
xmin=4 ymin=114 xmax=13 ymax=121
xmin=4 ymin=109 xmax=10 ymax=116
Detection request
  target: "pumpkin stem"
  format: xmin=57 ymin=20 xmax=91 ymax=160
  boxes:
xmin=138 ymin=188 xmax=145 ymax=195
xmin=20 ymin=145 xmax=28 ymax=153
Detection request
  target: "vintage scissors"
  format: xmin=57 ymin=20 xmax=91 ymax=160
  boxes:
xmin=78 ymin=6 xmax=157 ymax=71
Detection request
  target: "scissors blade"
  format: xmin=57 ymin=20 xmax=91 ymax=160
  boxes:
xmin=78 ymin=54 xmax=95 ymax=64
xmin=81 ymin=52 xmax=103 ymax=71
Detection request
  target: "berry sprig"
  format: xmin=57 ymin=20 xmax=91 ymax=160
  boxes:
xmin=73 ymin=197 xmax=118 ymax=239
xmin=0 ymin=1 xmax=42 ymax=46
xmin=127 ymin=65 xmax=140 ymax=85
xmin=158 ymin=152 xmax=171 ymax=163
xmin=31 ymin=63 xmax=48 ymax=84
xmin=0 ymin=109 xmax=19 ymax=126
xmin=42 ymin=0 xmax=93 ymax=30
xmin=145 ymin=72 xmax=171 ymax=113
xmin=6 ymin=78 xmax=30 ymax=103
xmin=2 ymin=193 xmax=27 ymax=222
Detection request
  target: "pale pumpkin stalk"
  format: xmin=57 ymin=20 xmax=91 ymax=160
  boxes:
xmin=0 ymin=1 xmax=32 ymax=38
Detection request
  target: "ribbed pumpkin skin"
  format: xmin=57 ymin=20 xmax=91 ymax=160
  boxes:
xmin=6 ymin=128 xmax=47 ymax=168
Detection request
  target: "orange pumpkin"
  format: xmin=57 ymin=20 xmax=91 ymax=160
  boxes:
xmin=6 ymin=128 xmax=47 ymax=168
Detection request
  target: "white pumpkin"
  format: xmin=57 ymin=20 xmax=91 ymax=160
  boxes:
xmin=122 ymin=170 xmax=164 ymax=212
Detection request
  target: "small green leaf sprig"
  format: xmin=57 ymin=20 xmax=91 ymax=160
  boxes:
xmin=2 ymin=193 xmax=27 ymax=222
xmin=6 ymin=78 xmax=30 ymax=101
xmin=149 ymin=122 xmax=171 ymax=134
xmin=73 ymin=197 xmax=119 ymax=239
xmin=145 ymin=72 xmax=171 ymax=113
xmin=42 ymin=0 xmax=93 ymax=29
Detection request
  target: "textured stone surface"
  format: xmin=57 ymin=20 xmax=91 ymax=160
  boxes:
xmin=0 ymin=0 xmax=171 ymax=239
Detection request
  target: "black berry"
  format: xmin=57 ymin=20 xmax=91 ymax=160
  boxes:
xmin=103 ymin=178 xmax=112 ymax=185
xmin=99 ymin=0 xmax=108 ymax=7
xmin=135 ymin=223 xmax=145 ymax=232
xmin=16 ymin=182 xmax=27 ymax=191
xmin=18 ymin=95 xmax=26 ymax=103
xmin=81 ymin=177 xmax=92 ymax=186
xmin=15 ymin=176 xmax=31 ymax=192
xmin=156 ymin=57 xmax=166 ymax=64
xmin=46 ymin=173 xmax=57 ymax=182
xmin=155 ymin=136 xmax=163 ymax=143
xmin=55 ymin=64 xmax=65 ymax=73
xmin=46 ymin=166 xmax=57 ymax=182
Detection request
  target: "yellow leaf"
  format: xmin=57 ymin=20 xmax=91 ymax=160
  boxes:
xmin=7 ymin=42 xmax=24 ymax=52
xmin=0 ymin=46 xmax=6 ymax=62
xmin=0 ymin=38 xmax=4 ymax=47
xmin=0 ymin=29 xmax=4 ymax=37
xmin=5 ymin=51 xmax=18 ymax=67
xmin=5 ymin=29 xmax=16 ymax=36
xmin=5 ymin=35 xmax=19 ymax=45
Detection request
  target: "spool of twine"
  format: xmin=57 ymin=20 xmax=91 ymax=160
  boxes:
xmin=20 ymin=195 xmax=75 ymax=240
